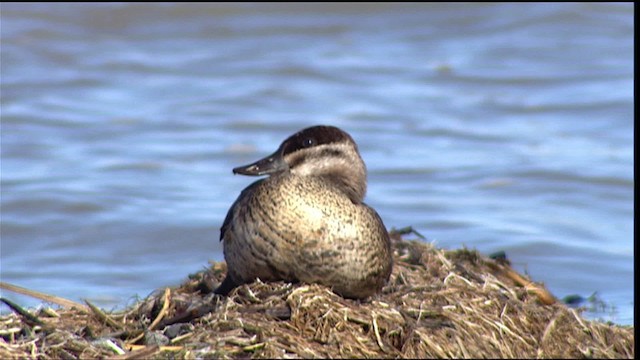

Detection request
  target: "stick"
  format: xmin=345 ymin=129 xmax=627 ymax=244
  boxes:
xmin=0 ymin=297 xmax=44 ymax=326
xmin=0 ymin=281 xmax=87 ymax=310
xmin=85 ymin=300 xmax=123 ymax=330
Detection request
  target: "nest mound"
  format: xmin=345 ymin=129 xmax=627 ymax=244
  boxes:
xmin=0 ymin=231 xmax=634 ymax=359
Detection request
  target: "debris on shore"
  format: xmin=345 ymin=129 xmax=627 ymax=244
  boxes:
xmin=0 ymin=230 xmax=634 ymax=359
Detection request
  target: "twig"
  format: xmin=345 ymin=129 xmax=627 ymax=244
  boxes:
xmin=485 ymin=261 xmax=556 ymax=305
xmin=569 ymin=308 xmax=592 ymax=335
xmin=108 ymin=345 xmax=161 ymax=360
xmin=541 ymin=313 xmax=560 ymax=344
xmin=243 ymin=342 xmax=266 ymax=352
xmin=85 ymin=300 xmax=123 ymax=330
xmin=0 ymin=281 xmax=87 ymax=310
xmin=371 ymin=313 xmax=386 ymax=352
xmin=156 ymin=301 xmax=218 ymax=329
xmin=125 ymin=344 xmax=183 ymax=352
xmin=126 ymin=288 xmax=172 ymax=345
xmin=0 ymin=297 xmax=44 ymax=327
xmin=148 ymin=288 xmax=171 ymax=331
xmin=455 ymin=335 xmax=470 ymax=358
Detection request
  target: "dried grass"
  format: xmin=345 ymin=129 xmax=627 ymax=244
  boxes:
xmin=1 ymin=231 xmax=634 ymax=359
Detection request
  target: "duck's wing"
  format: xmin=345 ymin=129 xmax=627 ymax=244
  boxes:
xmin=220 ymin=179 xmax=265 ymax=241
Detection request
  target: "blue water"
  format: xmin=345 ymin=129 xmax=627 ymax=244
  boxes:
xmin=0 ymin=3 xmax=633 ymax=325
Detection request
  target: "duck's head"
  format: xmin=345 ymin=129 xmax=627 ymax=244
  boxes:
xmin=233 ymin=125 xmax=367 ymax=202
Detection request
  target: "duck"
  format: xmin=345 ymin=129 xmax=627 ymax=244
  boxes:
xmin=214 ymin=125 xmax=392 ymax=299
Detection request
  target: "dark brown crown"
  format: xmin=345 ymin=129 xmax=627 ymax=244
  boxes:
xmin=281 ymin=125 xmax=354 ymax=155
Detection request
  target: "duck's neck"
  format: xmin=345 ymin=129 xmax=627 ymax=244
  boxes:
xmin=322 ymin=167 xmax=367 ymax=203
xmin=286 ymin=145 xmax=368 ymax=203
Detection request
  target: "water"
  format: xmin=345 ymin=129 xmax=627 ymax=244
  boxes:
xmin=0 ymin=3 xmax=633 ymax=325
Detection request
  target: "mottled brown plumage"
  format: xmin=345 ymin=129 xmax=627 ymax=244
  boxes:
xmin=215 ymin=125 xmax=392 ymax=299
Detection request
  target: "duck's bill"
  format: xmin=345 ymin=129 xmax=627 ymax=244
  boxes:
xmin=232 ymin=150 xmax=289 ymax=176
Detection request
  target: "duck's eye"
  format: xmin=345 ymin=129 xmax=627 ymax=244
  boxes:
xmin=302 ymin=138 xmax=316 ymax=148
